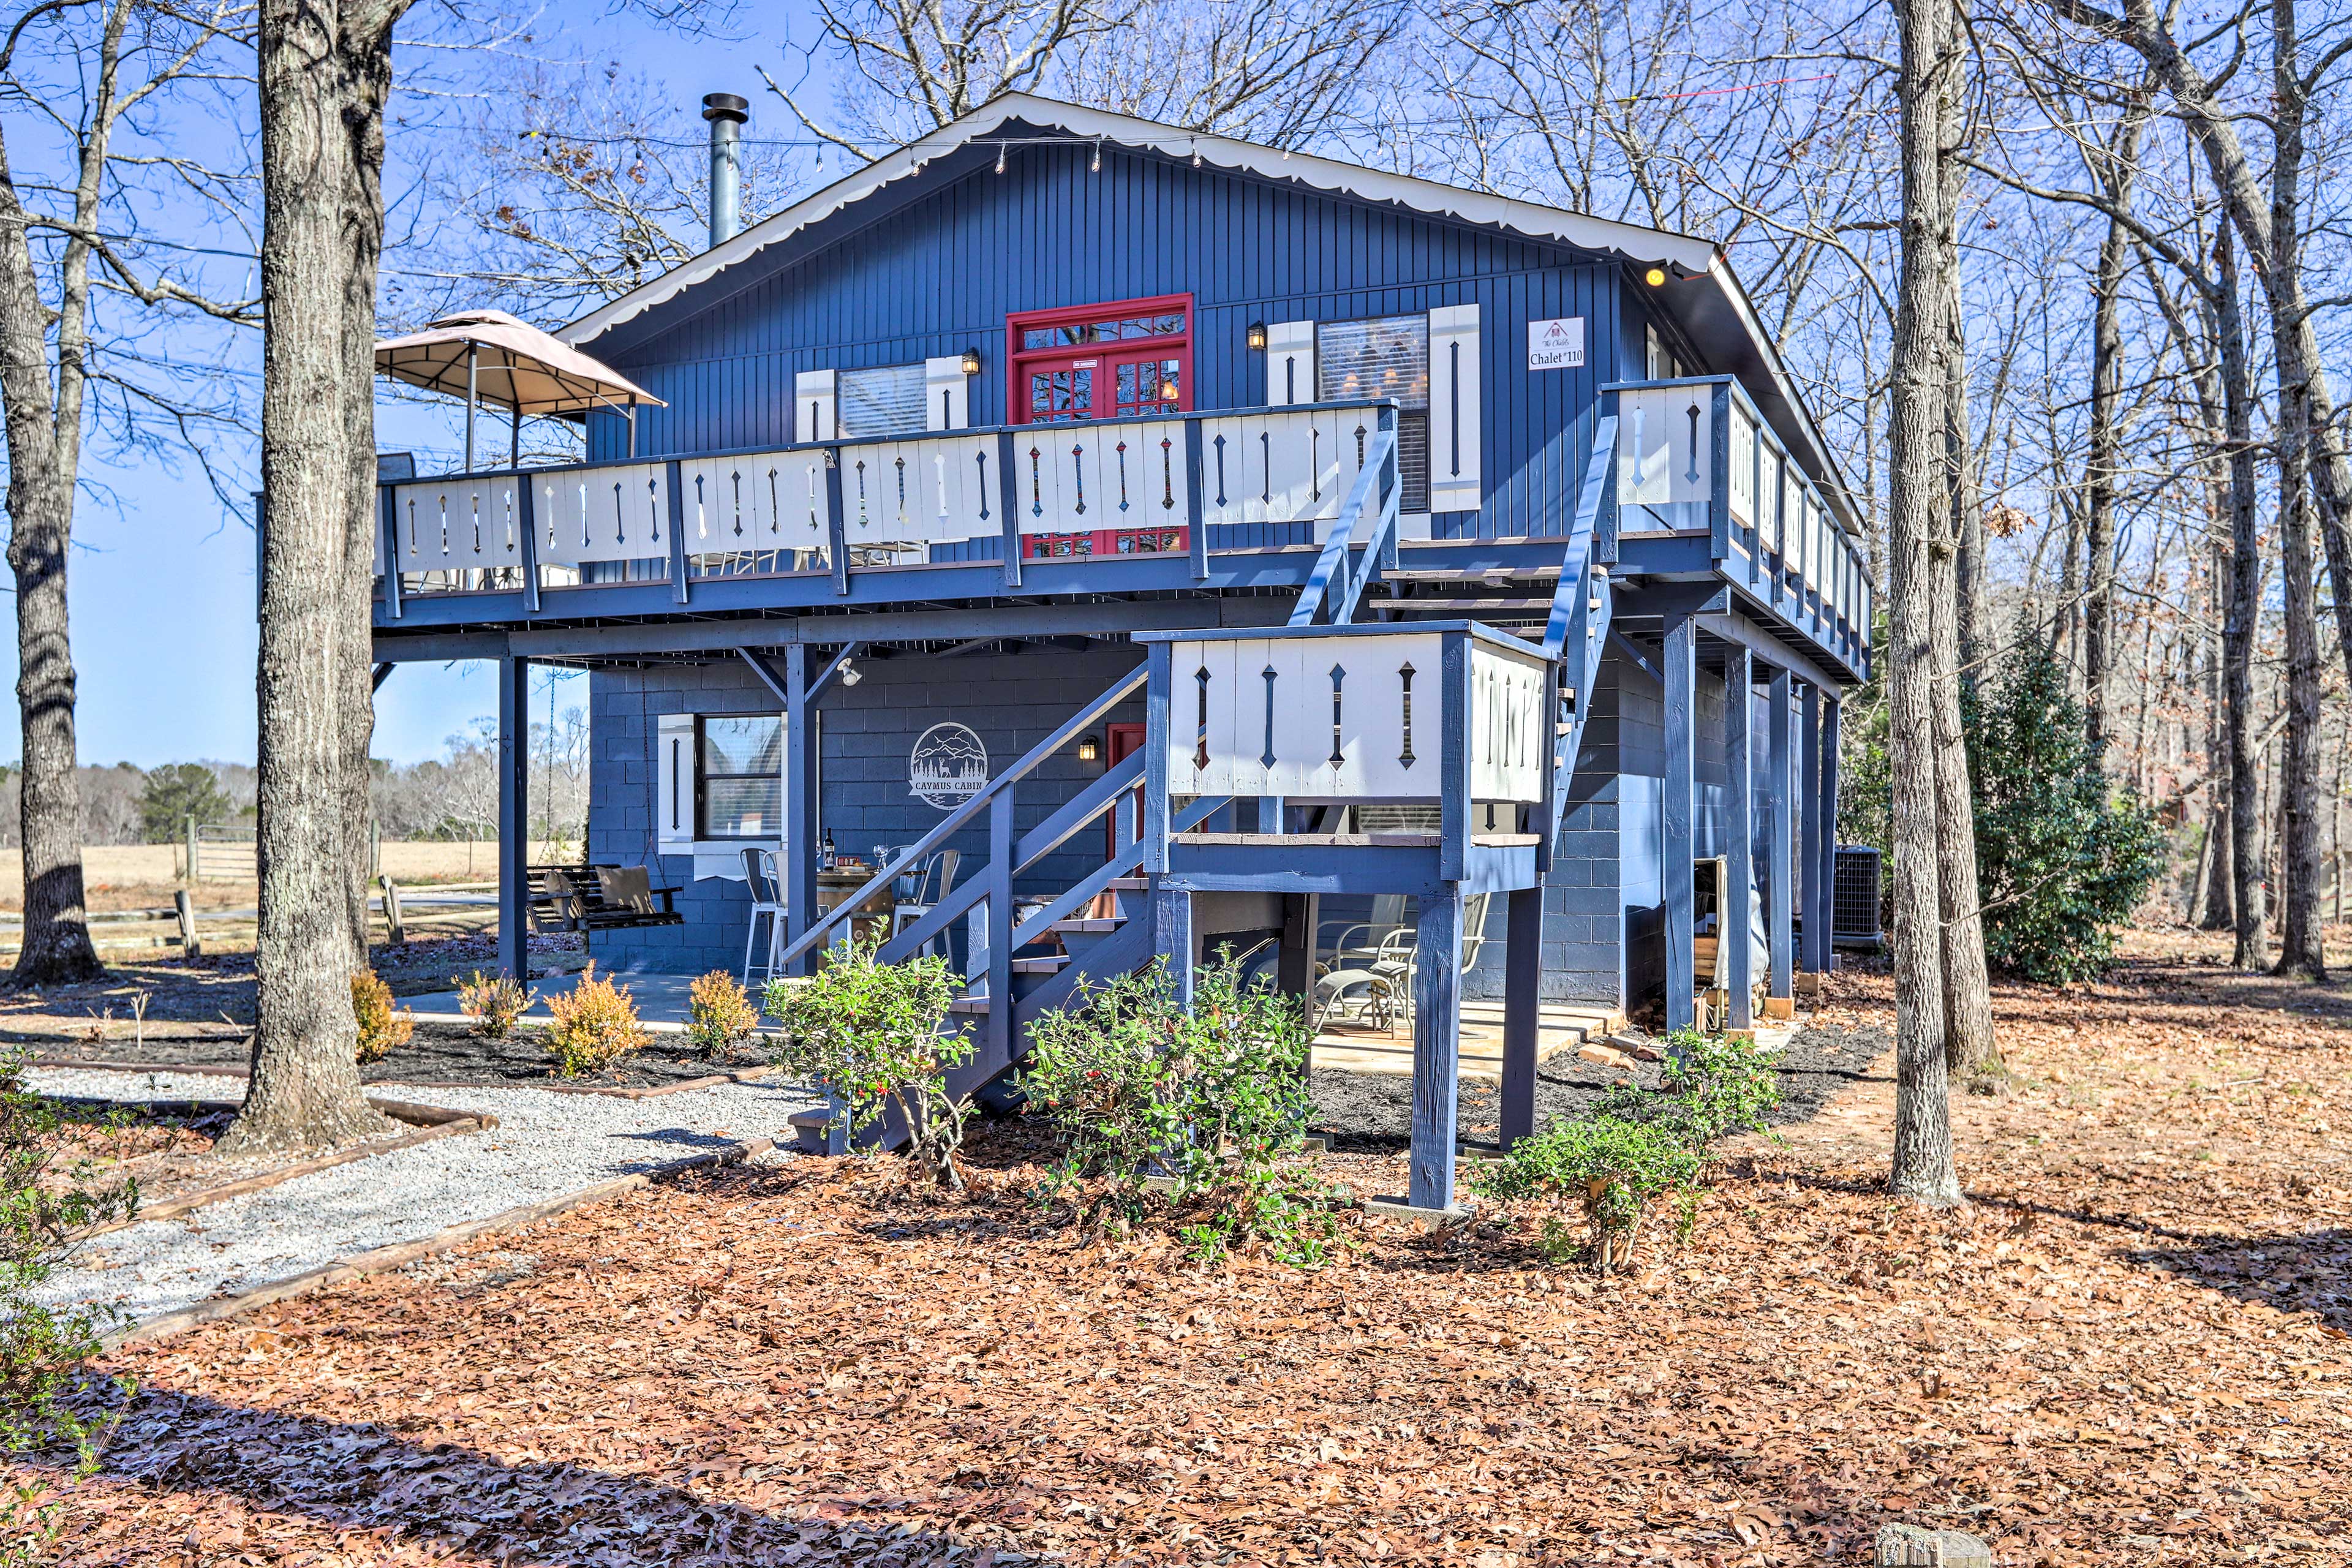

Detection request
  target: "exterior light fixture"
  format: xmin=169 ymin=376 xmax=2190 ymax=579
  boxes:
xmin=1246 ymin=320 xmax=1268 ymax=351
xmin=838 ymin=657 xmax=862 ymax=687
xmin=960 ymin=345 xmax=982 ymax=376
xmin=1090 ymin=141 xmax=1102 ymax=173
xmin=1077 ymin=733 xmax=1099 ymax=763
xmin=995 ymin=142 xmax=1007 ymax=175
xmin=1643 ymin=265 xmax=1668 ymax=288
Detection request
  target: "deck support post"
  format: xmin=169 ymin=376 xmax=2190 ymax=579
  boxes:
xmin=783 ymin=643 xmax=818 ymax=976
xmin=1257 ymin=795 xmax=1285 ymax=833
xmin=1724 ymin=646 xmax=1755 ymax=1031
xmin=1152 ymin=878 xmax=1192 ymax=1008
xmin=987 ymin=788 xmax=1014 ymax=1066
xmin=496 ymin=652 xmax=530 ymax=982
xmin=1499 ymin=884 xmax=1543 ymax=1148
xmin=1409 ymin=884 xmax=1464 ymax=1211
xmin=1662 ymin=614 xmax=1696 ymax=1035
xmin=1815 ymin=695 xmax=1842 ymax=968
xmin=1765 ymin=666 xmax=1793 ymax=1011
xmin=1799 ymin=681 xmax=1824 ymax=981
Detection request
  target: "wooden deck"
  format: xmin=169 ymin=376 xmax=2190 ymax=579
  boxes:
xmin=1311 ymin=1000 xmax=1623 ymax=1079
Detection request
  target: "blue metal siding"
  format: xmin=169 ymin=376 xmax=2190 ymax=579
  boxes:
xmin=582 ymin=141 xmax=1620 ymax=541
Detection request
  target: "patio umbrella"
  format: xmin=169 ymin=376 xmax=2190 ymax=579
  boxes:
xmin=374 ymin=309 xmax=666 ymax=469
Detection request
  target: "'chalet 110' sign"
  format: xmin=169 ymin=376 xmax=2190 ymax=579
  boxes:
xmin=1526 ymin=316 xmax=1586 ymax=371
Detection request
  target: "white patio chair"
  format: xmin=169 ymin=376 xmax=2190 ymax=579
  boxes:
xmin=742 ymin=846 xmax=786 ymax=987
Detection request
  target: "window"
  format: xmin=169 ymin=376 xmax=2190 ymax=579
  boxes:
xmin=1008 ymin=295 xmax=1193 ymax=426
xmin=698 ymin=715 xmax=782 ymax=839
xmin=837 ymin=363 xmax=927 ymax=438
xmin=1318 ymin=314 xmax=1431 ymax=513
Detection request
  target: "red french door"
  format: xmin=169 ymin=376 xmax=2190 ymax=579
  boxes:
xmin=1008 ymin=295 xmax=1193 ymax=559
xmin=1104 ymin=722 xmax=1148 ymax=859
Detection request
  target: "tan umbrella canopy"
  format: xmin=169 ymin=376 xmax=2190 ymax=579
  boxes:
xmin=374 ymin=308 xmax=665 ymax=468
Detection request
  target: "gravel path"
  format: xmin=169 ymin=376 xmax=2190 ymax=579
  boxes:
xmin=32 ymin=1068 xmax=823 ymax=1325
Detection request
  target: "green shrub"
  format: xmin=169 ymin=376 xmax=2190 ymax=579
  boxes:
xmin=0 ymin=1048 xmax=137 ymax=1560
xmin=1475 ymin=1115 xmax=1704 ymax=1273
xmin=455 ymin=970 xmax=533 ymax=1040
xmin=763 ymin=935 xmax=967 ymax=1188
xmin=1478 ymin=1028 xmax=1776 ymax=1273
xmin=1967 ymin=645 xmax=2166 ymax=982
xmin=1023 ymin=960 xmax=1335 ymax=1264
xmin=685 ymin=970 xmax=758 ymax=1058
xmin=1600 ymin=1027 xmax=1781 ymax=1147
xmin=350 ymin=970 xmax=413 ymax=1064
xmin=543 ymin=962 xmax=650 ymax=1077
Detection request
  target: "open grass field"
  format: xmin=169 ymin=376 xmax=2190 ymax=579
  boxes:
xmin=0 ymin=840 xmax=572 ymax=915
xmin=26 ymin=925 xmax=2350 ymax=1566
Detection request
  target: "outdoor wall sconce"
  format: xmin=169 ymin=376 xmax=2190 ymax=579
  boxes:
xmin=838 ymin=657 xmax=862 ymax=687
xmin=1246 ymin=320 xmax=1268 ymax=351
xmin=1077 ymin=733 xmax=1099 ymax=763
xmin=960 ymin=345 xmax=982 ymax=376
xmin=1643 ymin=266 xmax=1668 ymax=288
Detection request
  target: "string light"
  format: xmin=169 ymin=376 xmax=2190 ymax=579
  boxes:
xmin=1090 ymin=140 xmax=1101 ymax=172
xmin=995 ymin=141 xmax=1006 ymax=174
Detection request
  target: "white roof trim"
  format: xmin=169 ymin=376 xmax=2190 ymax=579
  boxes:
xmin=559 ymin=93 xmax=1719 ymax=346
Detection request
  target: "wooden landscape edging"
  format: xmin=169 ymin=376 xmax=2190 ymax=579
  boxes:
xmin=71 ymin=1096 xmax=500 ymax=1237
xmin=34 ymin=1058 xmax=781 ymax=1100
xmin=106 ymin=1135 xmax=778 ymax=1349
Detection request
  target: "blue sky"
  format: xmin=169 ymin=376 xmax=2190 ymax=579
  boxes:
xmin=19 ymin=5 xmax=825 ymax=769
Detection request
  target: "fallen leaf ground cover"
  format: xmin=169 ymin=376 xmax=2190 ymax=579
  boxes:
xmin=24 ymin=928 xmax=2352 ymax=1566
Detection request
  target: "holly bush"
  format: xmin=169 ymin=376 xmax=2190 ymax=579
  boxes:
xmin=1967 ymin=646 xmax=2165 ymax=983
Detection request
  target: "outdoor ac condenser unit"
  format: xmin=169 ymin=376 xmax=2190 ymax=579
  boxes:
xmin=1832 ymin=845 xmax=1883 ymax=949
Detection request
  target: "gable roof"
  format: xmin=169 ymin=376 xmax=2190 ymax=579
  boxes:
xmin=559 ymin=93 xmax=1860 ymax=537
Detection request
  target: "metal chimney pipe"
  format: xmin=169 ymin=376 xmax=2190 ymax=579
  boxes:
xmin=703 ymin=92 xmax=749 ymax=247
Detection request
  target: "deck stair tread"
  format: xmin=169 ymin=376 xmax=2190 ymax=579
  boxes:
xmin=1049 ymin=918 xmax=1123 ymax=933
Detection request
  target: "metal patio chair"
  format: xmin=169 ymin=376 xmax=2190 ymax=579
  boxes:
xmin=1313 ymin=892 xmax=1493 ymax=1035
xmin=742 ymin=846 xmax=786 ymax=987
xmin=889 ymin=848 xmax=959 ymax=959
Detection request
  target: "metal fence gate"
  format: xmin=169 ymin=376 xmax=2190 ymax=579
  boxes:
xmin=187 ymin=820 xmax=257 ymax=881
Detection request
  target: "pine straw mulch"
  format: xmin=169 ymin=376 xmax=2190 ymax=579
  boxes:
xmin=23 ymin=928 xmax=2352 ymax=1567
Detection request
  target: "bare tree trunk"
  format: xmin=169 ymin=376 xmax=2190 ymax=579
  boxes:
xmin=2267 ymin=0 xmax=2325 ymax=978
xmin=227 ymin=0 xmax=413 ymax=1153
xmin=1945 ymin=274 xmax=1991 ymax=687
xmin=1888 ymin=0 xmax=1962 ymax=1205
xmin=0 ymin=5 xmax=134 ymax=990
xmin=2080 ymin=107 xmax=2147 ymax=763
xmin=1932 ymin=173 xmax=1996 ymax=1083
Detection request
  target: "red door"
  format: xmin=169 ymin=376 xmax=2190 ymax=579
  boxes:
xmin=1103 ymin=723 xmax=1148 ymax=860
xmin=1009 ymin=296 xmax=1193 ymax=559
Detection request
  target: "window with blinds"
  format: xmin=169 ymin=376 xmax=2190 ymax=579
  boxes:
xmin=837 ymin=363 xmax=927 ymax=437
xmin=1318 ymin=315 xmax=1431 ymax=513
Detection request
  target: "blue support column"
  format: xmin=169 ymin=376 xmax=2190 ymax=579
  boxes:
xmin=1662 ymin=615 xmax=1696 ymax=1035
xmin=1765 ymin=666 xmax=1793 ymax=1009
xmin=826 ymin=455 xmax=849 ymax=595
xmin=1499 ymin=885 xmax=1543 ymax=1148
xmin=1152 ymin=878 xmax=1193 ymax=1007
xmin=1256 ymin=796 xmax=1285 ymax=833
xmin=1724 ymin=647 xmax=1755 ymax=1030
xmin=1409 ymin=886 xmax=1463 ymax=1211
xmin=1815 ymin=694 xmax=1842 ymax=970
xmin=1142 ymin=643 xmax=1172 ymax=875
xmin=987 ymin=788 xmax=1014 ymax=1064
xmin=496 ymin=653 xmax=530 ymax=982
xmin=1799 ymin=681 xmax=1824 ymax=978
xmin=665 ymin=461 xmax=689 ymax=603
xmin=997 ymin=431 xmax=1023 ymax=589
xmin=783 ymin=643 xmax=818 ymax=976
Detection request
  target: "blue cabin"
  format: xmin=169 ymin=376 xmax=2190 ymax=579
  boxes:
xmin=370 ymin=94 xmax=1868 ymax=1211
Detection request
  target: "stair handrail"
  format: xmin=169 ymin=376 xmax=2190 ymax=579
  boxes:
xmin=1005 ymin=794 xmax=1228 ymax=956
xmin=1287 ymin=424 xmax=1399 ymax=627
xmin=774 ymin=664 xmax=1148 ymax=970
xmin=1542 ymin=418 xmax=1619 ymax=838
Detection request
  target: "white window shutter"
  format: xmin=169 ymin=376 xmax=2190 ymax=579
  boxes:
xmin=793 ymin=369 xmax=837 ymax=443
xmin=657 ymin=714 xmax=695 ymax=851
xmin=922 ymin=356 xmax=970 ymax=431
xmin=1265 ymin=321 xmax=1316 ymax=407
xmin=1428 ymin=304 xmax=1482 ymax=512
